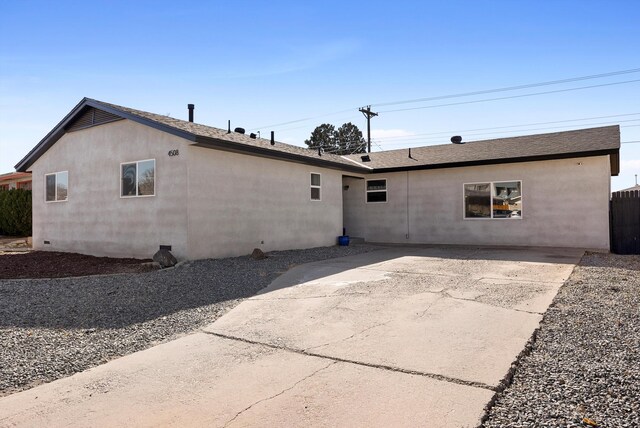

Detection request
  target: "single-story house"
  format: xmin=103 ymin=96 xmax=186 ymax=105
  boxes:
xmin=0 ymin=172 xmax=32 ymax=191
xmin=15 ymin=98 xmax=620 ymax=259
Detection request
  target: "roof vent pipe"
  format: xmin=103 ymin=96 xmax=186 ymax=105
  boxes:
xmin=318 ymin=146 xmax=322 ymax=156
xmin=227 ymin=120 xmax=231 ymax=133
xmin=188 ymin=104 xmax=194 ymax=122
xmin=270 ymin=131 xmax=275 ymax=146
xmin=408 ymin=147 xmax=412 ymax=159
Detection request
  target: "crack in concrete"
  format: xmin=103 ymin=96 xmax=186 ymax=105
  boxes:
xmin=303 ymin=319 xmax=394 ymax=352
xmin=358 ymin=267 xmax=565 ymax=286
xmin=417 ymin=296 xmax=442 ymax=318
xmin=439 ymin=291 xmax=543 ymax=315
xmin=223 ymin=361 xmax=336 ymax=427
xmin=248 ymin=291 xmax=370 ymax=301
xmin=202 ymin=330 xmax=496 ymax=392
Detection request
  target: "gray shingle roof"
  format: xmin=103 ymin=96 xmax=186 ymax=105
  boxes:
xmin=89 ymin=99 xmax=363 ymax=171
xmin=343 ymin=125 xmax=620 ymax=172
xmin=15 ymin=97 xmax=620 ymax=176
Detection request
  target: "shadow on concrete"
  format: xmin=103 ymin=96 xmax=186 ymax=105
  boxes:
xmin=0 ymin=244 xmax=584 ymax=330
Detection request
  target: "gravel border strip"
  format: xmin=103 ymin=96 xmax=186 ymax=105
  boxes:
xmin=482 ymin=252 xmax=640 ymax=427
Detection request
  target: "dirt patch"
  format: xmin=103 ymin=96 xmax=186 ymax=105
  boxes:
xmin=0 ymin=251 xmax=153 ymax=279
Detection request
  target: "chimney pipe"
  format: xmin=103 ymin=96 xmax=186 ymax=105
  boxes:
xmin=187 ymin=104 xmax=194 ymax=122
xmin=227 ymin=120 xmax=231 ymax=134
xmin=408 ymin=147 xmax=412 ymax=159
xmin=270 ymin=131 xmax=275 ymax=146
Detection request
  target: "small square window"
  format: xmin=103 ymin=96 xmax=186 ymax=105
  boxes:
xmin=45 ymin=171 xmax=68 ymax=202
xmin=121 ymin=159 xmax=155 ymax=197
xmin=310 ymin=173 xmax=321 ymax=201
xmin=366 ymin=179 xmax=387 ymax=203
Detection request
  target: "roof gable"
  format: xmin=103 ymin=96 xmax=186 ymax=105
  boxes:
xmin=15 ymin=98 xmax=365 ymax=173
xmin=65 ymin=106 xmax=123 ymax=132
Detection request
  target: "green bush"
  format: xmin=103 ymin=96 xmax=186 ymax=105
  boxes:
xmin=0 ymin=189 xmax=32 ymax=236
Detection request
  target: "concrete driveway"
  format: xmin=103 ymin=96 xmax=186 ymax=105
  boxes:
xmin=0 ymin=246 xmax=582 ymax=427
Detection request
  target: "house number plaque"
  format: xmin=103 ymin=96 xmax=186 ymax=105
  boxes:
xmin=168 ymin=150 xmax=179 ymax=156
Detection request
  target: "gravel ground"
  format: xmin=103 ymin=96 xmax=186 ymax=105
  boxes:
xmin=0 ymin=244 xmax=379 ymax=396
xmin=483 ymin=252 xmax=640 ymax=428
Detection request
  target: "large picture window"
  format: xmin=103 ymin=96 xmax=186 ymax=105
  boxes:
xmin=121 ymin=159 xmax=155 ymax=197
xmin=45 ymin=171 xmax=68 ymax=202
xmin=310 ymin=173 xmax=321 ymax=201
xmin=366 ymin=179 xmax=387 ymax=203
xmin=464 ymin=181 xmax=522 ymax=219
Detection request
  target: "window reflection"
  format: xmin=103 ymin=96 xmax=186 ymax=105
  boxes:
xmin=493 ymin=182 xmax=521 ymax=218
xmin=464 ymin=181 xmax=522 ymax=219
xmin=464 ymin=183 xmax=491 ymax=218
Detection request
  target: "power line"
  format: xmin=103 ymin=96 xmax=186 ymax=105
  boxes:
xmin=372 ymin=67 xmax=640 ymax=107
xmin=370 ymin=123 xmax=640 ymax=150
xmin=378 ymin=79 xmax=640 ymax=113
xmin=375 ymin=113 xmax=640 ymax=142
xmin=252 ymin=67 xmax=640 ymax=130
xmin=375 ymin=119 xmax=640 ymax=146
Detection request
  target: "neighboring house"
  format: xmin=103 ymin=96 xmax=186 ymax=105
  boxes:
xmin=0 ymin=172 xmax=32 ymax=191
xmin=15 ymin=98 xmax=620 ymax=260
xmin=617 ymin=184 xmax=640 ymax=192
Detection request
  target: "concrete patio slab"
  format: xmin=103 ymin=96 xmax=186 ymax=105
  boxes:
xmin=0 ymin=333 xmax=491 ymax=428
xmin=0 ymin=245 xmax=582 ymax=427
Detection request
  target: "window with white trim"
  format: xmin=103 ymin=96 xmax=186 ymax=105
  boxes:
xmin=366 ymin=179 xmax=387 ymax=203
xmin=121 ymin=159 xmax=155 ymax=197
xmin=464 ymin=181 xmax=522 ymax=219
xmin=45 ymin=171 xmax=68 ymax=202
xmin=310 ymin=173 xmax=321 ymax=200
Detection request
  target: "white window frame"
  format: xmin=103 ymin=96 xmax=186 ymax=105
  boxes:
xmin=310 ymin=172 xmax=321 ymax=201
xmin=120 ymin=159 xmax=156 ymax=198
xmin=463 ymin=180 xmax=523 ymax=220
xmin=366 ymin=178 xmax=387 ymax=203
xmin=44 ymin=171 xmax=69 ymax=203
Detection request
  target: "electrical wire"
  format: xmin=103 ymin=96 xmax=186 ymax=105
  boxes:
xmin=375 ymin=119 xmax=640 ymax=146
xmin=372 ymin=67 xmax=640 ymax=107
xmin=378 ymin=79 xmax=640 ymax=113
xmin=252 ymin=67 xmax=640 ymax=130
xmin=375 ymin=113 xmax=640 ymax=141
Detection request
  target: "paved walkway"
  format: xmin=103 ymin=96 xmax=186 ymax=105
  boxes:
xmin=0 ymin=246 xmax=582 ymax=427
xmin=0 ymin=236 xmax=31 ymax=254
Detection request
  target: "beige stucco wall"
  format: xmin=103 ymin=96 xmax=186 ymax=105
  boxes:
xmin=343 ymin=156 xmax=612 ymax=250
xmin=186 ymin=146 xmax=343 ymax=260
xmin=30 ymin=120 xmax=190 ymax=259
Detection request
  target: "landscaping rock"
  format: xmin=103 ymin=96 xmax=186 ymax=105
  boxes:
xmin=250 ymin=248 xmax=267 ymax=260
xmin=152 ymin=249 xmax=177 ymax=268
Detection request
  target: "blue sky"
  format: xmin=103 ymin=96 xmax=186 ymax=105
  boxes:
xmin=1 ymin=0 xmax=639 ymax=189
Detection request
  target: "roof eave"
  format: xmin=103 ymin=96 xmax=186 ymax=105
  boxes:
xmin=370 ymin=149 xmax=620 ymax=176
xmin=193 ymin=136 xmax=369 ymax=173
xmin=15 ymin=98 xmax=197 ymax=172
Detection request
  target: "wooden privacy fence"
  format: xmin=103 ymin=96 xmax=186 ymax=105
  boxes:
xmin=610 ymin=190 xmax=640 ymax=254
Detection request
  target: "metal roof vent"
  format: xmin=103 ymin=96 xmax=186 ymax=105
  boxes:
xmin=451 ymin=135 xmax=464 ymax=144
xmin=187 ymin=104 xmax=194 ymax=122
xmin=361 ymin=155 xmax=371 ymax=162
xmin=249 ymin=133 xmax=257 ymax=139
xmin=234 ymin=127 xmax=245 ymax=134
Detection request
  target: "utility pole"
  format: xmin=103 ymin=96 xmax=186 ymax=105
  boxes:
xmin=359 ymin=105 xmax=378 ymax=153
